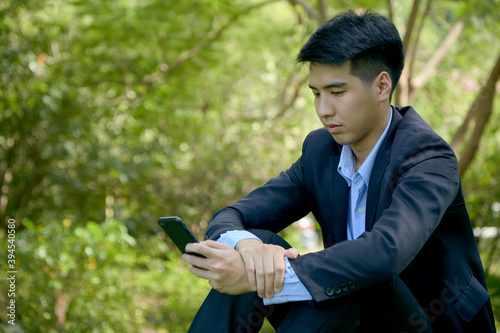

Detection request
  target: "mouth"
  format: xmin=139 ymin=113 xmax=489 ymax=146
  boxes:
xmin=325 ymin=124 xmax=342 ymax=134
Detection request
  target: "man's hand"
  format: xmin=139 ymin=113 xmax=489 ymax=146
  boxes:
xmin=236 ymin=239 xmax=298 ymax=298
xmin=182 ymin=240 xmax=254 ymax=295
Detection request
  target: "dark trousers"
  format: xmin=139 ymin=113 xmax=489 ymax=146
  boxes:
xmin=189 ymin=230 xmax=433 ymax=333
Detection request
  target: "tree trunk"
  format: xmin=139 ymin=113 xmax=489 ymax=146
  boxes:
xmin=455 ymin=53 xmax=500 ymax=176
xmin=395 ymin=0 xmax=471 ymax=106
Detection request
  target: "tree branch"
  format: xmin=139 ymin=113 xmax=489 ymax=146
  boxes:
xmin=164 ymin=0 xmax=281 ymax=75
xmin=410 ymin=17 xmax=468 ymax=92
xmin=274 ymin=73 xmax=309 ymax=120
xmin=456 ymin=52 xmax=500 ymax=176
xmin=450 ymin=93 xmax=476 ymax=152
xmin=387 ymin=0 xmax=394 ymax=22
xmin=396 ymin=0 xmax=421 ymax=106
xmin=402 ymin=0 xmax=421 ymax=55
xmin=407 ymin=0 xmax=432 ymax=101
xmin=288 ymin=0 xmax=322 ymax=21
xmin=318 ymin=0 xmax=327 ymax=22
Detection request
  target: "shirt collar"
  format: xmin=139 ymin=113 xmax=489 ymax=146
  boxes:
xmin=338 ymin=108 xmax=393 ymax=186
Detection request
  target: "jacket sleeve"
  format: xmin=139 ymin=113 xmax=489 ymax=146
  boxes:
xmin=205 ymin=135 xmax=313 ymax=241
xmin=290 ymin=129 xmax=460 ymax=302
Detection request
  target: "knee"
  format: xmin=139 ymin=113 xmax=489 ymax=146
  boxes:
xmin=247 ymin=229 xmax=292 ymax=249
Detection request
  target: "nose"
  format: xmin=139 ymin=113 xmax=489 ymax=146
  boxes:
xmin=315 ymin=96 xmax=335 ymax=118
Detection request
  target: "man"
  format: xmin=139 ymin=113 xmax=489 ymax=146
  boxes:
xmin=182 ymin=10 xmax=496 ymax=332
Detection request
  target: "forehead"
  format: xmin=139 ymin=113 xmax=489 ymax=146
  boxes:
xmin=308 ymin=62 xmax=359 ymax=87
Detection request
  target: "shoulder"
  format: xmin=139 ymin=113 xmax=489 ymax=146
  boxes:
xmin=392 ymin=106 xmax=454 ymax=152
xmin=390 ymin=106 xmax=459 ymax=180
xmin=394 ymin=106 xmax=435 ymax=133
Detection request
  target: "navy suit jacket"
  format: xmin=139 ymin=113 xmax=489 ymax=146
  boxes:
xmin=206 ymin=106 xmax=495 ymax=331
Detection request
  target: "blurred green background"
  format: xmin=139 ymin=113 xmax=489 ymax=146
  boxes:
xmin=1 ymin=0 xmax=499 ymax=332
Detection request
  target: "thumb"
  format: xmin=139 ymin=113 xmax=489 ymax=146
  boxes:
xmin=284 ymin=247 xmax=299 ymax=259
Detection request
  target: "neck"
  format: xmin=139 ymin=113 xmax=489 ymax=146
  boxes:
xmin=352 ymin=106 xmax=391 ymax=171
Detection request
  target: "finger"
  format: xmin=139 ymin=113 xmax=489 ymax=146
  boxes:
xmin=182 ymin=253 xmax=208 ymax=270
xmin=201 ymin=240 xmax=233 ymax=250
xmin=185 ymin=242 xmax=204 ymax=256
xmin=254 ymin=254 xmax=266 ymax=298
xmin=263 ymin=251 xmax=277 ymax=298
xmin=185 ymin=241 xmax=231 ymax=258
xmin=243 ymin=255 xmax=257 ymax=291
xmin=188 ymin=263 xmax=212 ymax=279
xmin=273 ymin=253 xmax=286 ymax=294
xmin=238 ymin=247 xmax=258 ymax=291
xmin=284 ymin=247 xmax=299 ymax=259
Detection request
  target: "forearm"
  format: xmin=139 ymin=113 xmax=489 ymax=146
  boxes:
xmin=206 ymin=207 xmax=246 ymax=240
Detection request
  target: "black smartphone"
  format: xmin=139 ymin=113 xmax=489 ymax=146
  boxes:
xmin=158 ymin=216 xmax=205 ymax=258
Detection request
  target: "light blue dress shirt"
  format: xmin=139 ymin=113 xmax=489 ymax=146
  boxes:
xmin=338 ymin=110 xmax=393 ymax=241
xmin=217 ymin=109 xmax=393 ymax=305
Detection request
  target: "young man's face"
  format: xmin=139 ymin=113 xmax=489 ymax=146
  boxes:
xmin=308 ymin=62 xmax=390 ymax=156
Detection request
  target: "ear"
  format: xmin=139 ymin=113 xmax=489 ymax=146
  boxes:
xmin=375 ymin=71 xmax=392 ymax=102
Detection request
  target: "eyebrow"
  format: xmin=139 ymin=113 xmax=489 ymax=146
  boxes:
xmin=308 ymin=82 xmax=347 ymax=90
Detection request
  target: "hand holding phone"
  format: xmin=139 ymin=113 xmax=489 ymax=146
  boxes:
xmin=158 ymin=216 xmax=206 ymax=258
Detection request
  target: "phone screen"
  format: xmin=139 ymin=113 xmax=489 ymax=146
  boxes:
xmin=158 ymin=217 xmax=205 ymax=258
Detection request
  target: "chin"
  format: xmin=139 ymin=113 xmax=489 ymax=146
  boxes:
xmin=330 ymin=134 xmax=348 ymax=146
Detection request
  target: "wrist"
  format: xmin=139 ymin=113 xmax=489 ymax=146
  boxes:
xmin=235 ymin=238 xmax=262 ymax=251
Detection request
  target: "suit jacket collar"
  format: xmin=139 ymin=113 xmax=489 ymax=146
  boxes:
xmin=326 ymin=107 xmax=403 ymax=243
xmin=365 ymin=106 xmax=403 ymax=231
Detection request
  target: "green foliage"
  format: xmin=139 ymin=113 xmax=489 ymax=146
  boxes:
xmin=0 ymin=0 xmax=321 ymax=234
xmin=0 ymin=219 xmax=211 ymax=332
xmin=131 ymin=235 xmax=211 ymax=332
xmin=486 ymin=272 xmax=500 ymax=329
xmin=1 ymin=0 xmax=500 ymax=330
xmin=0 ymin=219 xmax=140 ymax=331
xmin=2 ymin=0 xmax=498 ymax=235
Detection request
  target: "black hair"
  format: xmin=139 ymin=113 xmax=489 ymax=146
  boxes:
xmin=297 ymin=10 xmax=404 ymax=97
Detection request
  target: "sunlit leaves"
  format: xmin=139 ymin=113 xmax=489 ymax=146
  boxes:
xmin=1 ymin=0 xmax=499 ymax=239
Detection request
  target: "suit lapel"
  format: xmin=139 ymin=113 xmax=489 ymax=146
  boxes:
xmin=365 ymin=108 xmax=402 ymax=231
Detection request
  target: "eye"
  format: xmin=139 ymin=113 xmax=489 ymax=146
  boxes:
xmin=312 ymin=91 xmax=320 ymax=97
xmin=331 ymin=91 xmax=344 ymax=96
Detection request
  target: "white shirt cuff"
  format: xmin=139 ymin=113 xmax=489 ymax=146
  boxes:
xmin=263 ymin=257 xmax=312 ymax=305
xmin=217 ymin=230 xmax=262 ymax=248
